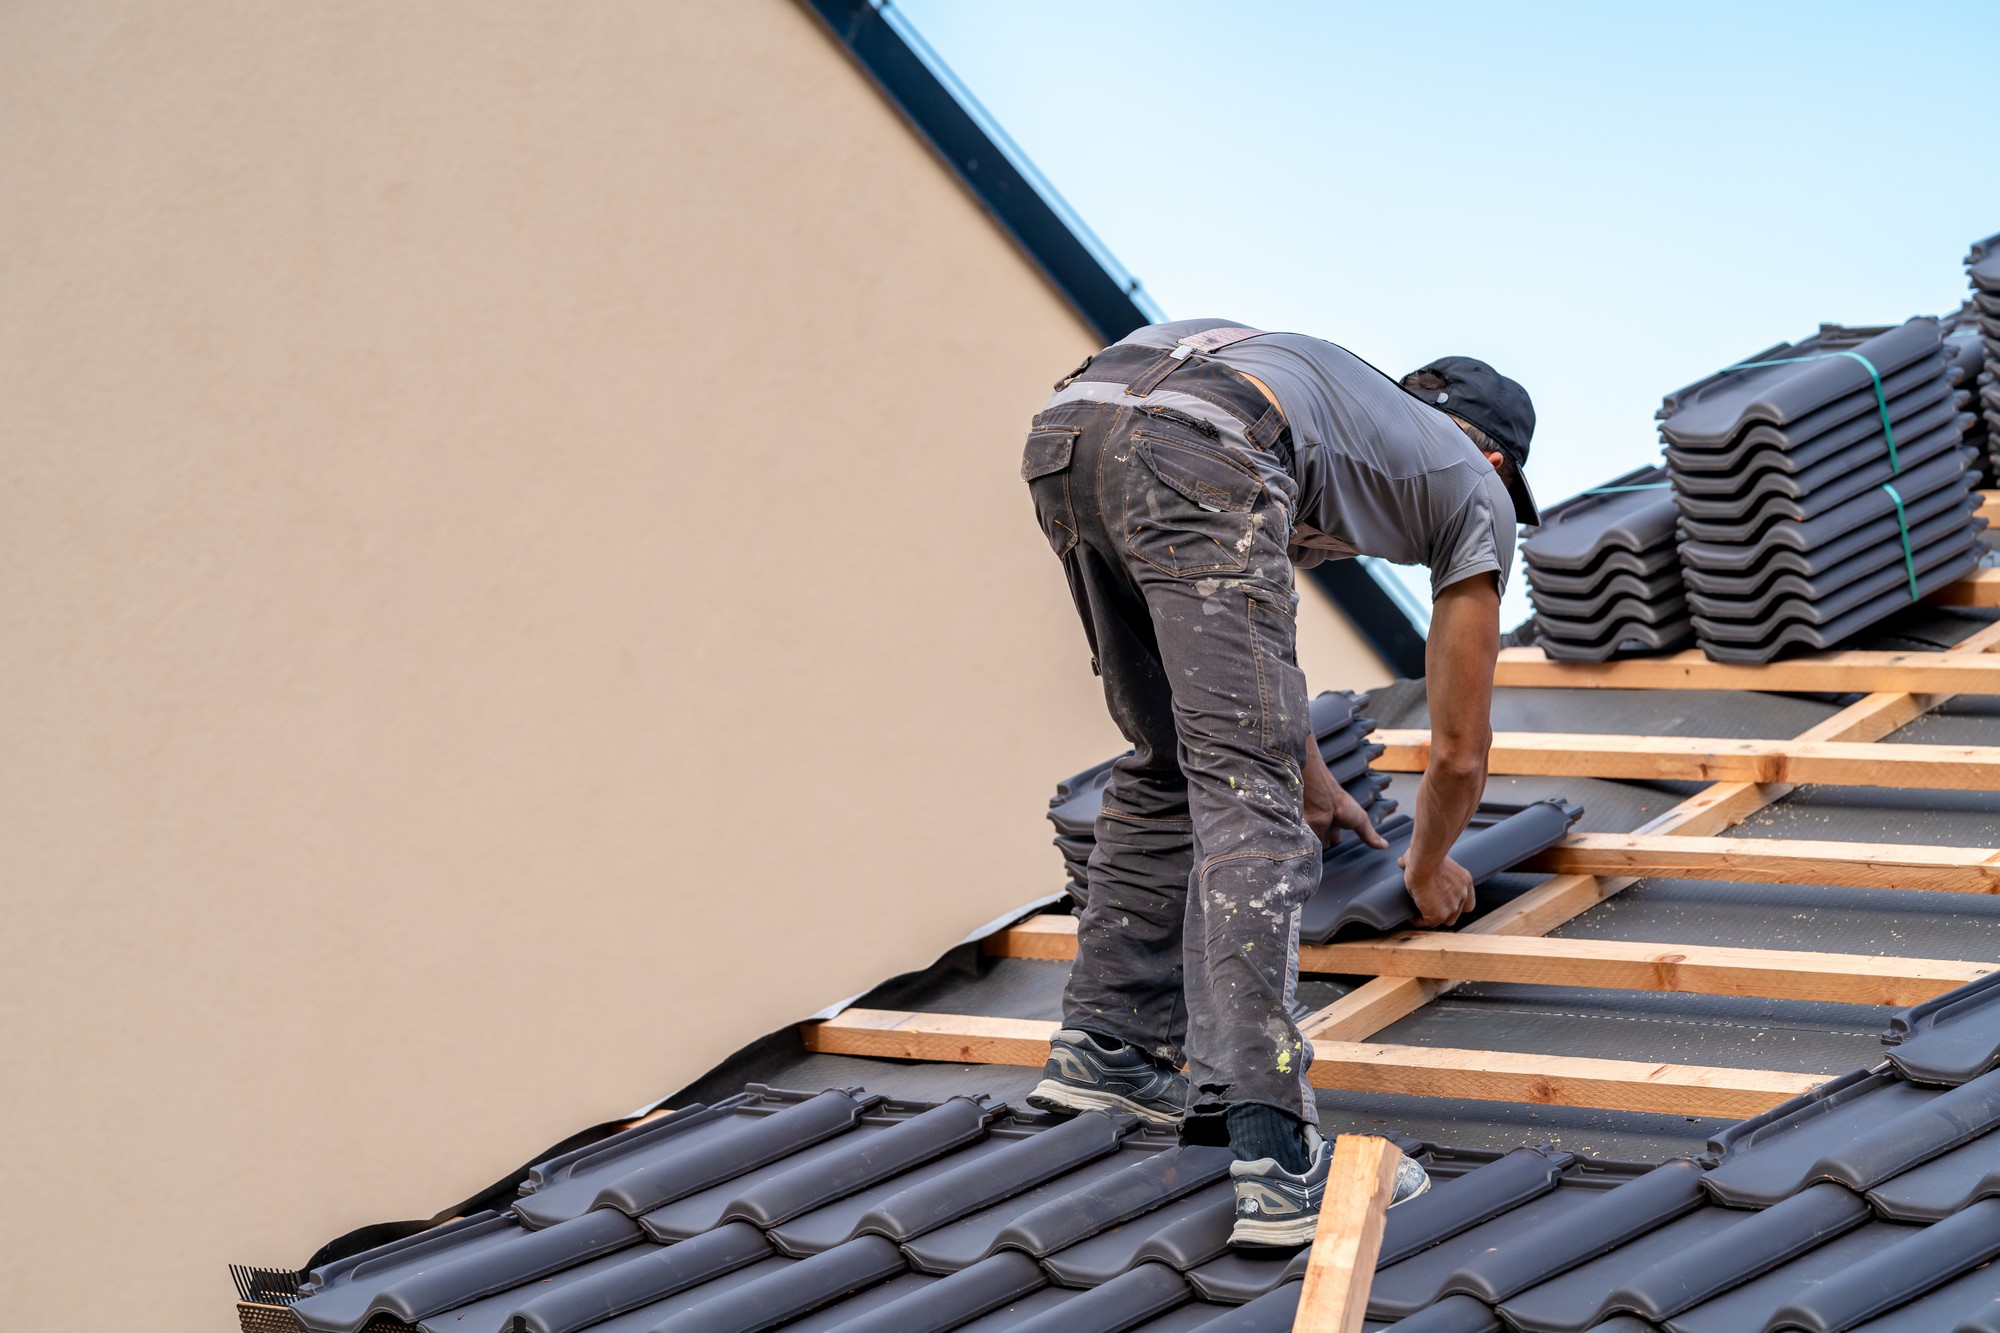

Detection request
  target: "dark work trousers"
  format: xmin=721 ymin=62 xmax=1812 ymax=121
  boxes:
xmin=1021 ymin=352 xmax=1321 ymax=1124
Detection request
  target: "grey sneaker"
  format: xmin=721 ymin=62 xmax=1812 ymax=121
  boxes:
xmin=1026 ymin=1028 xmax=1187 ymax=1126
xmin=1227 ymin=1134 xmax=1430 ymax=1248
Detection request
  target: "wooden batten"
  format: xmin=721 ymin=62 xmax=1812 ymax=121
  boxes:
xmin=1373 ymin=731 xmax=2000 ymax=791
xmin=804 ymin=1009 xmax=1820 ymax=1118
xmin=1931 ymin=568 xmax=2000 ymax=607
xmin=986 ymin=915 xmax=1990 ymax=1007
xmin=1493 ymin=647 xmax=2000 ymax=695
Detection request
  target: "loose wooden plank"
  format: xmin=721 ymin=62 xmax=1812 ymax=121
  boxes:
xmin=1294 ymin=1135 xmax=1399 ymax=1333
xmin=1300 ymin=620 xmax=2000 ymax=1041
xmin=1374 ymin=731 xmax=2000 ymax=790
xmin=803 ymin=1009 xmax=1819 ymax=1117
xmin=986 ymin=915 xmax=1991 ymax=1005
xmin=1932 ymin=568 xmax=2000 ymax=608
xmin=1528 ymin=833 xmax=2000 ymax=893
xmin=1492 ymin=647 xmax=2000 ymax=695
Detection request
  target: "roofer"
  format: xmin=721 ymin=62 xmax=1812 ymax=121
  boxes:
xmin=1019 ymin=319 xmax=1536 ymax=1247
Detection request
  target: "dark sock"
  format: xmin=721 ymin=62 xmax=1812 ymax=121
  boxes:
xmin=1226 ymin=1103 xmax=1310 ymax=1173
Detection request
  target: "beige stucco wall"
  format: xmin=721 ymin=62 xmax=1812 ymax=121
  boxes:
xmin=0 ymin=3 xmax=1390 ymax=1329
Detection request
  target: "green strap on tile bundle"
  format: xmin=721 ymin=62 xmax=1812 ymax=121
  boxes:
xmin=1718 ymin=349 xmax=1920 ymax=599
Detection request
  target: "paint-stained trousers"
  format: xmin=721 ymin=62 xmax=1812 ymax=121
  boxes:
xmin=1021 ymin=380 xmax=1321 ymax=1124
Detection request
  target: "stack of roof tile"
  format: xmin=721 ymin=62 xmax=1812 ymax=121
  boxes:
xmin=1942 ymin=303 xmax=1995 ymax=486
xmin=1049 ymin=694 xmax=1582 ymax=941
xmin=1659 ymin=317 xmax=1985 ymax=663
xmin=250 ymin=970 xmax=2000 ymax=1333
xmin=1522 ymin=465 xmax=1690 ymax=661
xmin=1965 ymin=230 xmax=2000 ymax=479
xmin=1046 ymin=691 xmax=1395 ymax=904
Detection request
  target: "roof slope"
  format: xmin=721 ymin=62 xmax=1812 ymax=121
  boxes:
xmin=247 ymin=968 xmax=2000 ymax=1332
xmin=239 ymin=590 xmax=2000 ymax=1332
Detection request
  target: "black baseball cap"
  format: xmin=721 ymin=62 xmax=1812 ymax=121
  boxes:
xmin=1406 ymin=355 xmax=1539 ymax=526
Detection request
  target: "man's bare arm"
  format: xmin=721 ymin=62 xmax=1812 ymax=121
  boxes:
xmin=1401 ymin=572 xmax=1500 ymax=927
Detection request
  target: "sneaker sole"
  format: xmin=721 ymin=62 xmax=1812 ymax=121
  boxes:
xmin=1226 ymin=1168 xmax=1432 ymax=1249
xmin=1026 ymin=1078 xmax=1182 ymax=1126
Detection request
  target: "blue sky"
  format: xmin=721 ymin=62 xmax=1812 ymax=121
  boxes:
xmin=892 ymin=0 xmax=2000 ymax=622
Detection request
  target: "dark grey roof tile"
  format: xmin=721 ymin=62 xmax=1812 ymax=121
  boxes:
xmin=1527 ymin=567 xmax=1684 ymax=619
xmin=566 ymin=1255 xmax=796 ymax=1333
xmin=641 ymin=1119 xmax=912 ymax=1241
xmin=1521 ymin=466 xmax=1677 ymax=570
xmin=819 ymin=1251 xmax=1044 ymax=1333
xmin=1431 ymin=1158 xmax=1708 ymax=1309
xmin=1687 ymin=521 xmax=1983 ymax=630
xmin=648 ymin=1234 xmax=906 ymax=1333
xmin=372 ymin=1212 xmax=640 ymax=1332
xmin=1300 ymin=800 xmax=1582 ymax=943
xmin=783 ymin=1270 xmax=940 ymax=1330
xmin=293 ymin=1212 xmax=519 ymax=1332
xmin=1691 ymin=546 xmax=1984 ymax=663
xmin=1577 ymin=1183 xmax=1867 ymax=1327
xmin=1676 ymin=448 xmax=1972 ymax=568
xmin=991 ymin=1145 xmax=1233 ymax=1262
xmin=901 ymin=1140 xmax=1168 ymax=1274
xmin=1672 ymin=414 xmax=1967 ymax=523
xmin=506 ymin=1223 xmax=770 ymax=1333
xmin=1378 ymin=1146 xmax=1573 ymax=1267
xmin=1168 ymin=1282 xmax=1299 ymax=1332
xmin=952 ymin=1282 xmax=1083 ymax=1330
xmin=1863 ymin=1127 xmax=2000 ymax=1222
xmin=415 ymin=1237 xmax=674 ymax=1333
xmin=1685 ymin=505 xmax=1983 ymax=622
xmin=1883 ymin=972 xmax=2000 ymax=1086
xmin=512 ymin=1099 xmax=748 ymax=1229
xmin=1706 ymin=1067 xmax=2000 ymax=1207
xmin=1042 ymin=1180 xmax=1235 ymax=1286
xmin=1181 ymin=1245 xmax=1300 ymax=1305
xmin=1661 ymin=1219 xmax=1922 ymax=1333
xmin=731 ymin=1096 xmax=994 ymax=1228
xmin=1003 ymin=1262 xmax=1191 ymax=1333
xmin=1768 ymin=1199 xmax=2000 ymax=1332
xmin=1682 ymin=482 xmax=1975 ymax=594
xmin=1375 ymin=1295 xmax=1505 ymax=1332
xmin=767 ymin=1137 xmax=1021 ymax=1256
xmin=1847 ymin=1260 xmax=2000 ymax=1331
xmin=1523 ymin=541 xmax=1680 ymax=594
xmin=1666 ymin=366 xmax=1955 ymax=477
xmin=1494 ymin=1199 xmax=1755 ymax=1332
xmin=1358 ymin=1174 xmax=1620 ymax=1317
xmin=588 ymin=1089 xmax=880 ymax=1221
xmin=1658 ymin=319 xmax=1943 ymax=446
xmin=853 ymin=1110 xmax=1137 ymax=1247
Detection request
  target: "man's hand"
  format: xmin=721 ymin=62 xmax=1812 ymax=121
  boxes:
xmin=1400 ymin=852 xmax=1476 ymax=927
xmin=1303 ymin=738 xmax=1389 ymax=851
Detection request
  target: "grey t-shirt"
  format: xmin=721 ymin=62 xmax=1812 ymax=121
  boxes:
xmin=1119 ymin=319 xmax=1515 ymax=595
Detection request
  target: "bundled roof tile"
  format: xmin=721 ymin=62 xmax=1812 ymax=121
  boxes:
xmin=1522 ymin=466 xmax=1690 ymax=661
xmin=1965 ymin=231 xmax=2000 ymax=481
xmin=1658 ymin=317 xmax=1987 ymax=663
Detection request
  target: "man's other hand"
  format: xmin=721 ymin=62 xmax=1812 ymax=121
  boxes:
xmin=1400 ymin=853 xmax=1476 ymax=928
xmin=1304 ymin=741 xmax=1389 ymax=851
